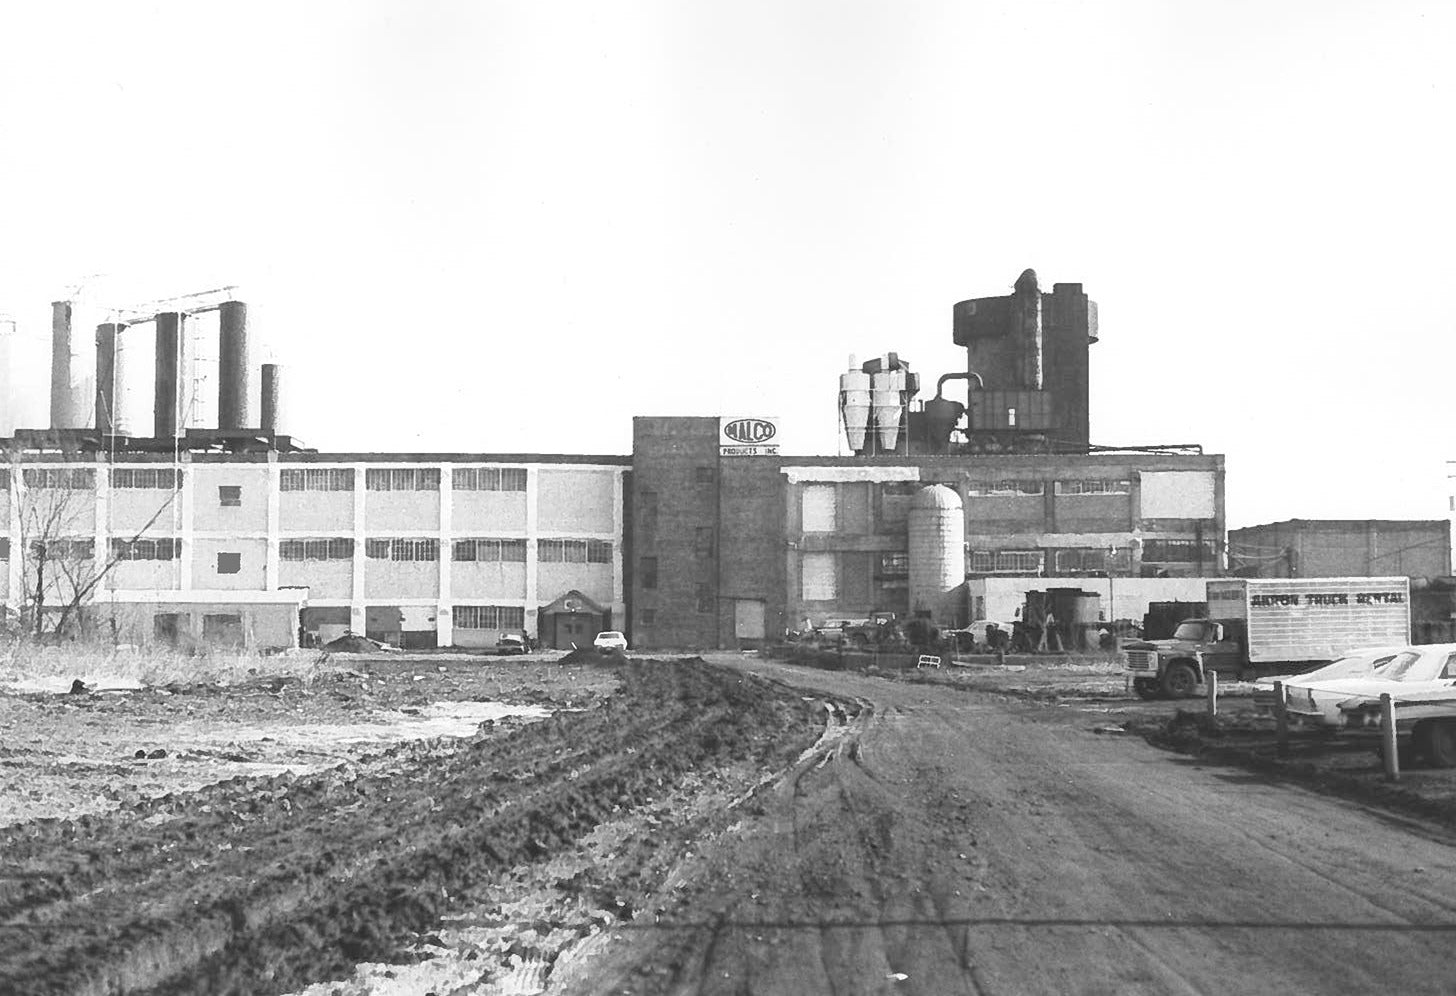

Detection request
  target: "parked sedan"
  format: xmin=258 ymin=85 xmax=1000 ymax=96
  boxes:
xmin=1275 ymin=647 xmax=1430 ymax=728
xmin=593 ymin=630 xmax=628 ymax=652
xmin=1252 ymin=646 xmax=1407 ymax=718
xmin=1333 ymin=644 xmax=1456 ymax=765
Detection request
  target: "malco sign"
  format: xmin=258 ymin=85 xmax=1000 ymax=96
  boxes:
xmin=720 ymin=416 xmax=780 ymax=456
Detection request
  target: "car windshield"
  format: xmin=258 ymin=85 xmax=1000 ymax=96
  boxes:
xmin=1172 ymin=622 xmax=1209 ymax=641
xmin=600 ymin=632 xmax=623 ymax=640
xmin=1304 ymin=653 xmax=1398 ymax=681
xmin=1380 ymin=650 xmax=1439 ymax=681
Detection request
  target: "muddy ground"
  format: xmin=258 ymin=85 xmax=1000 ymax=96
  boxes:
xmin=6 ymin=651 xmax=1456 ymax=994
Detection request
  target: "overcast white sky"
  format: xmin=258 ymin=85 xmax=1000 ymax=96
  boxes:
xmin=1 ymin=1 xmax=1453 ymax=529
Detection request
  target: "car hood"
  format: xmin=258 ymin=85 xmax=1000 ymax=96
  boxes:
xmin=1333 ymin=679 xmax=1456 ymax=706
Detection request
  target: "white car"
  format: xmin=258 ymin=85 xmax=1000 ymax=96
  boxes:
xmin=1334 ymin=644 xmax=1456 ymax=764
xmin=593 ymin=630 xmax=628 ymax=652
xmin=1281 ymin=643 xmax=1456 ymax=730
xmin=1253 ymin=646 xmax=1407 ymax=719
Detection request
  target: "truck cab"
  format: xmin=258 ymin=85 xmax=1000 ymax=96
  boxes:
xmin=1123 ymin=617 xmax=1247 ymax=699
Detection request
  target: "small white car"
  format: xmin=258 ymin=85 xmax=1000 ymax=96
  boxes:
xmin=1281 ymin=643 xmax=1456 ymax=730
xmin=593 ymin=630 xmax=628 ymax=652
xmin=1253 ymin=647 xmax=1406 ymax=719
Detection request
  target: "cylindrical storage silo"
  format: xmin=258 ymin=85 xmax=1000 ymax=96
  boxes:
xmin=839 ymin=369 xmax=871 ymax=452
xmin=908 ymin=484 xmax=966 ymax=625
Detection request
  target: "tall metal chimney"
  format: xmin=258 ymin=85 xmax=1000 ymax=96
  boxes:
xmin=154 ymin=312 xmax=184 ymax=438
xmin=217 ymin=300 xmax=249 ymax=429
xmin=260 ymin=362 xmax=283 ymax=435
xmin=50 ymin=301 xmax=76 ymax=428
xmin=95 ymin=322 xmax=126 ymax=434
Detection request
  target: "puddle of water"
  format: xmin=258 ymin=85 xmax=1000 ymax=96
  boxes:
xmin=211 ymin=701 xmax=552 ymax=750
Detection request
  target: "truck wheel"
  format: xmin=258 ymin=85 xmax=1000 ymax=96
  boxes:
xmin=1132 ymin=678 xmax=1161 ymax=701
xmin=1417 ymin=720 xmax=1456 ymax=768
xmin=1161 ymin=663 xmax=1199 ymax=699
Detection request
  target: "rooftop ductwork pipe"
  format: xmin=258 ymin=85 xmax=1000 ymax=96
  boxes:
xmin=154 ymin=312 xmax=184 ymax=438
xmin=95 ymin=322 xmax=126 ymax=435
xmin=50 ymin=301 xmax=77 ymax=429
xmin=218 ymin=300 xmax=249 ymax=430
xmin=260 ymin=362 xmax=283 ymax=435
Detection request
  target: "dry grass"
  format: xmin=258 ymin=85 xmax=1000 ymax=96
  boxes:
xmin=0 ymin=639 xmax=338 ymax=690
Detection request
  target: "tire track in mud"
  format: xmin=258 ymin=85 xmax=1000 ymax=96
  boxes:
xmin=0 ymin=661 xmax=825 ymax=996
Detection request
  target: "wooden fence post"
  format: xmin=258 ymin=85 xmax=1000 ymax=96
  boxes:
xmin=1381 ymin=692 xmax=1399 ymax=781
xmin=1273 ymin=680 xmax=1288 ymax=757
xmin=1205 ymin=669 xmax=1218 ymax=718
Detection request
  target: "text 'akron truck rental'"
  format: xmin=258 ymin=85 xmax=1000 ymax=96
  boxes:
xmin=1123 ymin=577 xmax=1412 ymax=700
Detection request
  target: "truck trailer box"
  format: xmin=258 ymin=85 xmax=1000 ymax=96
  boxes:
xmin=1206 ymin=577 xmax=1411 ymax=664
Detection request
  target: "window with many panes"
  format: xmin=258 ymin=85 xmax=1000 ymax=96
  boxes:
xmin=1055 ymin=479 xmax=1130 ymax=496
xmin=365 ymin=468 xmax=441 ymax=491
xmin=966 ymin=480 xmax=1044 ymax=497
xmin=23 ymin=468 xmax=95 ymax=489
xmin=451 ymin=467 xmax=527 ymax=491
xmin=969 ymin=549 xmax=1045 ymax=574
xmin=455 ymin=605 xmax=525 ymax=629
xmin=452 ymin=538 xmax=527 ymax=562
xmin=877 ymin=552 xmax=910 ymax=578
xmin=279 ymin=538 xmax=354 ymax=561
xmin=111 ymin=537 xmax=181 ymax=560
xmin=1142 ymin=539 xmax=1216 ymax=563
xmin=365 ymin=538 xmax=439 ymax=561
xmin=280 ymin=468 xmax=354 ymax=491
xmin=111 ymin=468 xmax=182 ymax=489
xmin=695 ymin=583 xmax=713 ymax=613
xmin=694 ymin=527 xmax=714 ymax=558
xmin=640 ymin=557 xmax=658 ymax=589
xmin=537 ymin=539 xmax=612 ymax=563
xmin=33 ymin=538 xmax=94 ymax=560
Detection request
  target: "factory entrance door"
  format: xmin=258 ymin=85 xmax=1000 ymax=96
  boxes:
xmin=734 ymin=599 xmax=766 ymax=648
xmin=539 ymin=589 xmax=608 ymax=650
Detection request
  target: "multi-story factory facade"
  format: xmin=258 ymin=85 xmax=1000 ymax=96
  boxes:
xmin=628 ymin=416 xmax=1224 ymax=649
xmin=2 ymin=269 xmax=1246 ymax=651
xmin=1 ymin=449 xmax=626 ymax=648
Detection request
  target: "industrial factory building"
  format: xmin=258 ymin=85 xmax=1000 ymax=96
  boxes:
xmin=629 ymin=271 xmax=1226 ymax=650
xmin=3 ymin=269 xmax=1230 ymax=651
xmin=2 ymin=293 xmax=626 ymax=649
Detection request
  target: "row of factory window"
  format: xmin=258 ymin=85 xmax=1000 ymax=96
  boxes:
xmin=279 ymin=468 xmax=529 ymax=492
xmin=14 ymin=538 xmax=187 ymax=562
xmin=0 ymin=467 xmax=533 ymax=493
xmin=0 ymin=537 xmax=611 ymax=565
xmin=453 ymin=605 xmax=527 ymax=630
xmin=281 ymin=537 xmax=613 ymax=563
xmin=864 ymin=541 xmax=1216 ymax=578
xmin=889 ymin=479 xmax=1132 ymax=498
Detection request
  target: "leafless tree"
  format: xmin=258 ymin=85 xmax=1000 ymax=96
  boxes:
xmin=16 ymin=466 xmax=181 ymax=639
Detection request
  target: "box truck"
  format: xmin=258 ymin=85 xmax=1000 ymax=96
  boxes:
xmin=1122 ymin=577 xmax=1411 ymax=699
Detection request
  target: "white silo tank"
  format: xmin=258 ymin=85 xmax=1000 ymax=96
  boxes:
xmin=840 ymin=368 xmax=872 ymax=451
xmin=908 ymin=484 xmax=965 ymax=623
xmin=871 ymin=368 xmax=905 ymax=451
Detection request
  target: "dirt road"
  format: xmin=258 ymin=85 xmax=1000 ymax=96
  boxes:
xmin=566 ymin=656 xmax=1456 ymax=995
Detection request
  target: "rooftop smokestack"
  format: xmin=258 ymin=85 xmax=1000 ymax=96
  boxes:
xmin=154 ymin=312 xmax=184 ymax=438
xmin=217 ymin=300 xmax=249 ymax=430
xmin=95 ymin=322 xmax=126 ymax=435
xmin=50 ymin=301 xmax=76 ymax=428
xmin=260 ymin=362 xmax=283 ymax=435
